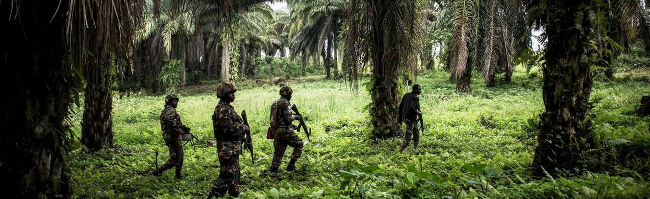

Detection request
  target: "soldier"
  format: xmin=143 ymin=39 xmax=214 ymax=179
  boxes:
xmin=398 ymin=84 xmax=422 ymax=152
xmin=153 ymin=94 xmax=186 ymax=179
xmin=268 ymin=86 xmax=304 ymax=173
xmin=208 ymin=82 xmax=252 ymax=198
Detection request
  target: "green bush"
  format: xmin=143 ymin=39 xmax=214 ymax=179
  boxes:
xmin=254 ymin=57 xmax=301 ymax=79
xmin=160 ymin=59 xmax=181 ymax=93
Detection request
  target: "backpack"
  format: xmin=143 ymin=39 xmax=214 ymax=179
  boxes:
xmin=268 ymin=99 xmax=283 ymax=139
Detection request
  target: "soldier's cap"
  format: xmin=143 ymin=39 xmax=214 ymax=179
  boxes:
xmin=279 ymin=85 xmax=293 ymax=96
xmin=165 ymin=94 xmax=179 ymax=104
xmin=412 ymin=84 xmax=421 ymax=91
xmin=217 ymin=82 xmax=238 ymax=98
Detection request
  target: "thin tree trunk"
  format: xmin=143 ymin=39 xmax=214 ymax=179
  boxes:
xmin=301 ymin=52 xmax=307 ymax=76
xmin=334 ymin=32 xmax=339 ymax=77
xmin=346 ymin=0 xmax=360 ymax=90
xmin=533 ymin=0 xmax=595 ymax=176
xmin=221 ymin=32 xmax=231 ymax=82
xmin=325 ymin=33 xmax=333 ymax=79
xmin=1 ymin=1 xmax=73 ymax=197
xmin=172 ymin=34 xmax=186 ymax=85
xmin=241 ymin=42 xmax=247 ymax=78
xmin=151 ymin=32 xmax=165 ymax=93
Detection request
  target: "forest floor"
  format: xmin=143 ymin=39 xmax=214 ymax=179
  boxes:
xmin=69 ymin=68 xmax=650 ymax=198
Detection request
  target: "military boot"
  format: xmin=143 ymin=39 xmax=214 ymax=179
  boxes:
xmin=206 ymin=191 xmax=221 ymax=199
xmin=286 ymin=158 xmax=298 ymax=171
xmin=152 ymin=168 xmax=164 ymax=176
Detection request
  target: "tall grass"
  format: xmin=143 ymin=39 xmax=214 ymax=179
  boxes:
xmin=68 ymin=69 xmax=650 ymax=198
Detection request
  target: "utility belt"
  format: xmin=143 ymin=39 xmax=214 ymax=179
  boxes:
xmin=216 ymin=139 xmax=242 ymax=143
xmin=267 ymin=125 xmax=296 ymax=139
xmin=214 ymin=133 xmax=245 ymax=142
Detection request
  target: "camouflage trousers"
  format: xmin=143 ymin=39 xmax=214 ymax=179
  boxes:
xmin=159 ymin=132 xmax=184 ymax=176
xmin=270 ymin=127 xmax=303 ymax=171
xmin=210 ymin=141 xmax=241 ymax=197
xmin=400 ymin=119 xmax=420 ymax=150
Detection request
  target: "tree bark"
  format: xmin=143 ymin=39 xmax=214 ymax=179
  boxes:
xmin=221 ymin=32 xmax=231 ymax=82
xmin=325 ymin=33 xmax=333 ymax=79
xmin=0 ymin=1 xmax=73 ymax=197
xmin=345 ymin=0 xmax=360 ymax=87
xmin=301 ymin=51 xmax=308 ymax=77
xmin=533 ymin=0 xmax=595 ymax=176
xmin=186 ymin=25 xmax=204 ymax=84
xmin=151 ymin=32 xmax=165 ymax=93
xmin=366 ymin=0 xmax=415 ymax=138
xmin=334 ymin=32 xmax=339 ymax=77
xmin=81 ymin=54 xmax=115 ymax=152
xmin=241 ymin=42 xmax=247 ymax=78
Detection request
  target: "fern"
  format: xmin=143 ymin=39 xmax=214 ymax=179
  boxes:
xmin=604 ymin=138 xmax=632 ymax=148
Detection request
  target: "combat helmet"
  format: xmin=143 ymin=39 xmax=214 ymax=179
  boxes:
xmin=165 ymin=94 xmax=179 ymax=104
xmin=217 ymin=82 xmax=238 ymax=98
xmin=279 ymin=85 xmax=293 ymax=96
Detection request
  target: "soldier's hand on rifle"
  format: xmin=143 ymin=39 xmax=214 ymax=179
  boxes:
xmin=243 ymin=125 xmax=250 ymax=133
xmin=292 ymin=115 xmax=302 ymax=121
xmin=245 ymin=142 xmax=253 ymax=151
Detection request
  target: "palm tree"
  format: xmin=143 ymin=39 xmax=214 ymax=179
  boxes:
xmin=235 ymin=4 xmax=276 ymax=78
xmin=289 ymin=0 xmax=346 ymax=79
xmin=75 ymin=0 xmax=143 ymax=152
xmin=195 ymin=0 xmax=273 ymax=82
xmin=364 ymin=0 xmax=418 ymax=138
xmin=449 ymin=0 xmax=474 ymax=93
xmin=528 ymin=0 xmax=604 ymax=176
xmin=1 ymin=1 xmax=76 ymax=197
xmin=1 ymin=0 xmax=142 ymax=196
xmin=134 ymin=0 xmax=194 ymax=91
xmin=477 ymin=0 xmax=518 ymax=87
xmin=344 ymin=0 xmax=363 ymax=91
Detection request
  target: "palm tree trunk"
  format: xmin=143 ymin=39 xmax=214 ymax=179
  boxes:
xmin=241 ymin=42 xmax=247 ymax=78
xmin=345 ymin=0 xmax=360 ymax=88
xmin=171 ymin=34 xmax=186 ymax=85
xmin=450 ymin=0 xmax=472 ymax=93
xmin=425 ymin=43 xmax=434 ymax=70
xmin=221 ymin=32 xmax=231 ymax=82
xmin=533 ymin=0 xmax=595 ymax=176
xmin=301 ymin=52 xmax=308 ymax=77
xmin=366 ymin=0 xmax=416 ymax=138
xmin=81 ymin=49 xmax=115 ymax=152
xmin=334 ymin=32 xmax=339 ymax=77
xmin=325 ymin=34 xmax=333 ymax=79
xmin=1 ymin=1 xmax=73 ymax=197
xmin=151 ymin=32 xmax=165 ymax=93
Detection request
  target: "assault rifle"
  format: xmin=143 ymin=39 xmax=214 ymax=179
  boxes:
xmin=291 ymin=104 xmax=311 ymax=142
xmin=241 ymin=110 xmax=255 ymax=164
xmin=418 ymin=114 xmax=425 ymax=132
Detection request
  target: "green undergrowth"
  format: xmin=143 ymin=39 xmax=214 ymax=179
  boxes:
xmin=69 ymin=69 xmax=650 ymax=198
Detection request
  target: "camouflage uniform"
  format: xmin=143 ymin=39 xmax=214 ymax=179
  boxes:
xmin=269 ymin=86 xmax=303 ymax=172
xmin=155 ymin=95 xmax=184 ymax=178
xmin=400 ymin=118 xmax=420 ymax=150
xmin=209 ymin=83 xmax=248 ymax=198
xmin=399 ymin=91 xmax=421 ymax=151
